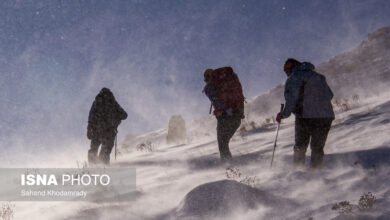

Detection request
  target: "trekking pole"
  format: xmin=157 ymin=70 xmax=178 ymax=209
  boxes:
xmin=114 ymin=131 xmax=118 ymax=160
xmin=270 ymin=104 xmax=285 ymax=168
xmin=209 ymin=103 xmax=213 ymax=114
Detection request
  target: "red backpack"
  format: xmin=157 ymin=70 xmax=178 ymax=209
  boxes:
xmin=210 ymin=67 xmax=245 ymax=111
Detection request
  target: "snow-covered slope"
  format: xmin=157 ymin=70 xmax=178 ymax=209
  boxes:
xmin=9 ymin=27 xmax=390 ymax=220
xmin=57 ymin=93 xmax=389 ymax=220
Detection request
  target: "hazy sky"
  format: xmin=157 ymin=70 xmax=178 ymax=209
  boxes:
xmin=1 ymin=0 xmax=389 ymax=155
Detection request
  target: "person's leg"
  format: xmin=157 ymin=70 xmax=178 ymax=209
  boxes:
xmin=217 ymin=117 xmax=231 ymax=161
xmin=88 ymin=139 xmax=101 ymax=165
xmin=217 ymin=117 xmax=232 ymax=161
xmin=294 ymin=118 xmax=310 ymax=167
xmin=98 ymin=134 xmax=115 ymax=165
xmin=225 ymin=117 xmax=241 ymax=154
xmin=217 ymin=117 xmax=241 ymax=161
xmin=310 ymin=119 xmax=333 ymax=169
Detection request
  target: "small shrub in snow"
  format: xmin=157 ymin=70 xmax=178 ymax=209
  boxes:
xmin=334 ymin=99 xmax=351 ymax=112
xmin=238 ymin=123 xmax=248 ymax=140
xmin=239 ymin=176 xmax=257 ymax=188
xmin=333 ymin=95 xmax=360 ymax=113
xmin=260 ymin=118 xmax=272 ymax=128
xmin=136 ymin=141 xmax=154 ymax=152
xmin=225 ymin=166 xmax=256 ymax=187
xmin=332 ymin=192 xmax=377 ymax=216
xmin=249 ymin=121 xmax=257 ymax=130
xmin=332 ymin=201 xmax=353 ymax=214
xmin=239 ymin=120 xmax=258 ymax=132
xmin=0 ymin=203 xmax=14 ymax=220
xmin=358 ymin=192 xmax=376 ymax=211
xmin=239 ymin=122 xmax=248 ymax=132
xmin=76 ymin=160 xmax=88 ymax=169
xmin=226 ymin=166 xmax=242 ymax=180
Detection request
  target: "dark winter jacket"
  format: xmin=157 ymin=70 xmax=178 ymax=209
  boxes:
xmin=204 ymin=82 xmax=229 ymax=113
xmin=87 ymin=89 xmax=127 ymax=139
xmin=282 ymin=62 xmax=335 ymax=119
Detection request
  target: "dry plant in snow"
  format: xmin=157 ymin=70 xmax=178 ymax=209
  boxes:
xmin=136 ymin=141 xmax=154 ymax=152
xmin=358 ymin=192 xmax=376 ymax=211
xmin=332 ymin=201 xmax=353 ymax=214
xmin=226 ymin=166 xmax=256 ymax=187
xmin=0 ymin=203 xmax=14 ymax=220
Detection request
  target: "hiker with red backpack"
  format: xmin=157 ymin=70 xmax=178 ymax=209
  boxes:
xmin=203 ymin=67 xmax=245 ymax=162
xmin=276 ymin=58 xmax=335 ymax=169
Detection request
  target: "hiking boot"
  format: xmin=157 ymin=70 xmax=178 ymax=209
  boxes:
xmin=88 ymin=149 xmax=99 ymax=165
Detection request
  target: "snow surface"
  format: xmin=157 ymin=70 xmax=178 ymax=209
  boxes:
xmin=7 ymin=90 xmax=389 ymax=220
xmin=5 ymin=27 xmax=390 ymax=220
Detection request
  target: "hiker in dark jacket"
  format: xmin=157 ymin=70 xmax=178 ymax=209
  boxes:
xmin=277 ymin=58 xmax=335 ymax=168
xmin=87 ymin=87 xmax=127 ymax=165
xmin=203 ymin=67 xmax=245 ymax=162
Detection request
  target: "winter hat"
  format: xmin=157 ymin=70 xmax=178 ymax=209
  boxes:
xmin=100 ymin=87 xmax=111 ymax=94
xmin=96 ymin=87 xmax=114 ymax=101
xmin=203 ymin=69 xmax=213 ymax=82
xmin=284 ymin=58 xmax=301 ymax=74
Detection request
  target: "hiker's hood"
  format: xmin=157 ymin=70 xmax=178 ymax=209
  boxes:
xmin=296 ymin=62 xmax=315 ymax=71
xmin=95 ymin=87 xmax=115 ymax=102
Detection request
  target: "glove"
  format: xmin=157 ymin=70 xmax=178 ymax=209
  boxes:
xmin=276 ymin=112 xmax=282 ymax=123
xmin=226 ymin=108 xmax=233 ymax=116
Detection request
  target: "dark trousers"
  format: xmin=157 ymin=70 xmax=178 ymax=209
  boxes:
xmin=88 ymin=135 xmax=115 ymax=165
xmin=294 ymin=118 xmax=333 ymax=168
xmin=217 ymin=116 xmax=241 ymax=161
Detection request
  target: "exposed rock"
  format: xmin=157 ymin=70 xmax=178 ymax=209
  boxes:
xmin=174 ymin=180 xmax=296 ymax=219
xmin=167 ymin=115 xmax=187 ymax=145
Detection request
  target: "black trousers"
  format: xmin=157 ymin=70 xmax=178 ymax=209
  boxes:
xmin=88 ymin=135 xmax=115 ymax=165
xmin=217 ymin=116 xmax=241 ymax=161
xmin=294 ymin=118 xmax=333 ymax=168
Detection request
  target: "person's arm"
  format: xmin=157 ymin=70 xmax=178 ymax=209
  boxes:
xmin=88 ymin=101 xmax=96 ymax=123
xmin=282 ymin=74 xmax=304 ymax=119
xmin=117 ymin=104 xmax=128 ymax=120
xmin=204 ymin=83 xmax=230 ymax=112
